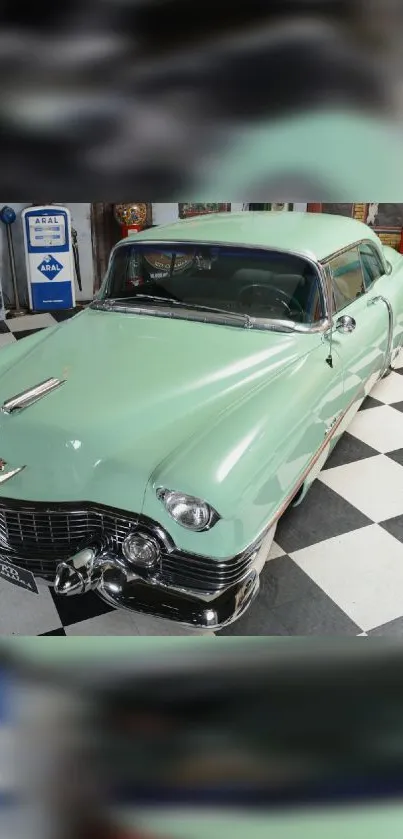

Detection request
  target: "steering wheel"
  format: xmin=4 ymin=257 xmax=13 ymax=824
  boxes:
xmin=237 ymin=283 xmax=305 ymax=319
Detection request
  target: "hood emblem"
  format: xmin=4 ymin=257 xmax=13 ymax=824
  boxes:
xmin=2 ymin=378 xmax=66 ymax=415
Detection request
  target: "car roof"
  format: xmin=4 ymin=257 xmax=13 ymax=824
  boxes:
xmin=126 ymin=211 xmax=382 ymax=263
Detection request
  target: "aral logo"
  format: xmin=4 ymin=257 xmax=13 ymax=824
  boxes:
xmin=38 ymin=255 xmax=63 ymax=279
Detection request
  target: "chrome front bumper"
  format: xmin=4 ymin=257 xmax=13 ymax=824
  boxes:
xmin=53 ymin=530 xmax=274 ymax=631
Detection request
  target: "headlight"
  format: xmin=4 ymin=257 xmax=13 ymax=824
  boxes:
xmin=156 ymin=489 xmax=219 ymax=532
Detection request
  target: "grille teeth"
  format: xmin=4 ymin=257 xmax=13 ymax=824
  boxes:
xmin=0 ymin=502 xmax=254 ymax=592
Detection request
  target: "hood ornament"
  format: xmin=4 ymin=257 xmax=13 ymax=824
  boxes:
xmin=0 ymin=460 xmax=25 ymax=484
xmin=2 ymin=378 xmax=66 ymax=415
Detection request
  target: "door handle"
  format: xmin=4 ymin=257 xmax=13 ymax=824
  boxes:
xmin=367 ymin=296 xmax=382 ymax=307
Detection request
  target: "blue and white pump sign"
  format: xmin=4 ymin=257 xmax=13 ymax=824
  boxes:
xmin=22 ymin=205 xmax=76 ymax=311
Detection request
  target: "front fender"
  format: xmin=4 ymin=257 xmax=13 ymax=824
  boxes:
xmin=143 ymin=346 xmax=344 ymax=559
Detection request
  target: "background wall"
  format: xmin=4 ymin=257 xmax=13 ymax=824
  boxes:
xmin=152 ymin=203 xmax=307 ymax=224
xmin=0 ymin=203 xmax=93 ymax=307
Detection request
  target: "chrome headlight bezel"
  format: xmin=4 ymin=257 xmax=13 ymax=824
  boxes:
xmin=122 ymin=531 xmax=160 ymax=569
xmin=156 ymin=488 xmax=220 ymax=532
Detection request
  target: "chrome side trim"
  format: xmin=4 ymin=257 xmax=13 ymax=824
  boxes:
xmin=2 ymin=378 xmax=66 ymax=414
xmin=0 ymin=466 xmax=25 ymax=485
xmin=268 ymin=394 xmax=357 ymax=525
xmin=367 ymin=295 xmax=394 ymax=375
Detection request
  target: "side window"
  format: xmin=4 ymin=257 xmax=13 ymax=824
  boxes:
xmin=359 ymin=243 xmax=384 ymax=289
xmin=328 ymin=247 xmax=365 ymax=312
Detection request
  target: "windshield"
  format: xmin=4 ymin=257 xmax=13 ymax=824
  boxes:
xmin=100 ymin=243 xmax=325 ymax=326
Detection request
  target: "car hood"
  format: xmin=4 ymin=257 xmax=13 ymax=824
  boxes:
xmin=0 ymin=308 xmax=305 ymax=511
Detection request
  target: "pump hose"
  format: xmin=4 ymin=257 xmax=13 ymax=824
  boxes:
xmin=72 ymin=227 xmax=82 ymax=293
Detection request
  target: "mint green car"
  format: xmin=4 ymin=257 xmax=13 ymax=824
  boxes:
xmin=0 ymin=211 xmax=402 ymax=630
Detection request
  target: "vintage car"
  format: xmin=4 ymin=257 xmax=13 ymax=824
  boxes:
xmin=0 ymin=211 xmax=402 ymax=630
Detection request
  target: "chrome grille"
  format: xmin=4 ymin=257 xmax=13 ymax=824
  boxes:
xmin=0 ymin=500 xmax=254 ymax=592
xmin=162 ymin=552 xmax=254 ymax=592
xmin=0 ymin=503 xmax=138 ymax=580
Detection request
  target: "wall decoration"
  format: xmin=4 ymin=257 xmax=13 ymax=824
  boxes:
xmin=367 ymin=204 xmax=403 ymax=228
xmin=320 ymin=203 xmax=355 ymax=218
xmin=358 ymin=203 xmax=403 ymax=250
xmin=268 ymin=203 xmax=294 ymax=212
xmin=113 ymin=203 xmax=150 ymax=229
xmin=308 ymin=203 xmax=403 ymax=250
xmin=178 ymin=203 xmax=231 ymax=219
xmin=248 ymin=203 xmax=294 ymax=212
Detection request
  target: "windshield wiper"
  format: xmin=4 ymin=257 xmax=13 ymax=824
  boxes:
xmin=108 ymin=296 xmax=249 ymax=322
xmin=91 ymin=297 xmax=297 ymax=331
xmin=117 ymin=294 xmax=181 ymax=305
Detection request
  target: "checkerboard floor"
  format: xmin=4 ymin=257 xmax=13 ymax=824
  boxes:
xmin=2 ymin=311 xmax=403 ymax=636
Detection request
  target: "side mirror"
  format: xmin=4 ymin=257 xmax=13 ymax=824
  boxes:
xmin=336 ymin=315 xmax=356 ymax=334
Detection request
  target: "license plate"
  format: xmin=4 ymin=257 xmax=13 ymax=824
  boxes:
xmin=0 ymin=559 xmax=38 ymax=594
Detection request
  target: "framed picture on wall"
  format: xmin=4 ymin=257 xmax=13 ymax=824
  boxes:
xmin=307 ymin=203 xmax=403 ymax=250
xmin=268 ymin=203 xmax=294 ymax=212
xmin=248 ymin=203 xmax=294 ymax=212
xmin=364 ymin=204 xmax=403 ymax=249
xmin=178 ymin=203 xmax=231 ymax=218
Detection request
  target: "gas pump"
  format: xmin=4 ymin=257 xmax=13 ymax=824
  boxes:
xmin=21 ymin=205 xmax=76 ymax=312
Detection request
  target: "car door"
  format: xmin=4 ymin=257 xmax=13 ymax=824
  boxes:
xmin=324 ymin=244 xmax=391 ymax=413
xmin=360 ymin=241 xmax=403 ymax=368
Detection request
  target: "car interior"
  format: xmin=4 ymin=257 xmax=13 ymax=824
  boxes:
xmin=106 ymin=246 xmax=324 ymax=324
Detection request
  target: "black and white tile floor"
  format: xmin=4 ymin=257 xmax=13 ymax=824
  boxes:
xmin=2 ymin=311 xmax=403 ymax=636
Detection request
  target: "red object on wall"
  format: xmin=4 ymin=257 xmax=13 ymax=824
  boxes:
xmin=121 ymin=225 xmax=143 ymax=237
xmin=399 ymin=228 xmax=403 ymax=254
xmin=307 ymin=203 xmax=322 ymax=213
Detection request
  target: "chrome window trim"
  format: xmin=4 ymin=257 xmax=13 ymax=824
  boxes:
xmin=324 ymin=243 xmax=365 ymax=315
xmin=322 ymin=237 xmax=389 ymax=282
xmin=358 ymin=241 xmax=386 ymax=292
xmin=322 ymin=237 xmax=387 ymax=272
xmin=94 ymin=239 xmax=330 ymax=335
xmin=321 ymin=237 xmax=389 ymax=315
